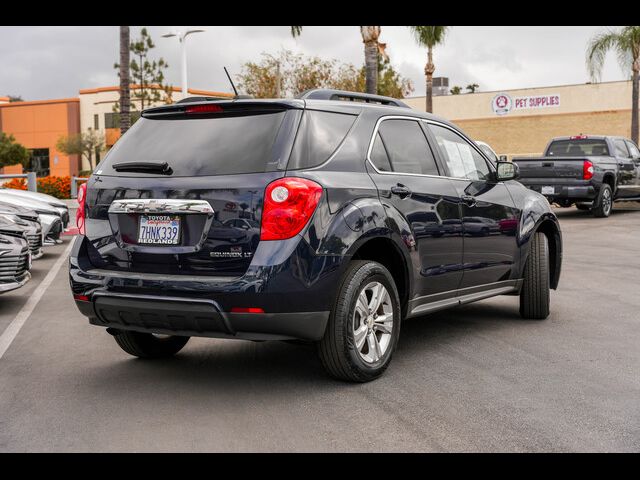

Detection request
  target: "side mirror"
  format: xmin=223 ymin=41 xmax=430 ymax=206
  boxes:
xmin=499 ymin=155 xmax=508 ymax=162
xmin=496 ymin=161 xmax=519 ymax=181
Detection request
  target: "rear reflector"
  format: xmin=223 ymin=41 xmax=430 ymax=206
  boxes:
xmin=73 ymin=294 xmax=90 ymax=302
xmin=185 ymin=104 xmax=223 ymax=114
xmin=231 ymin=307 xmax=265 ymax=314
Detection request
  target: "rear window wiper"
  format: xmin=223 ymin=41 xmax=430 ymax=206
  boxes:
xmin=112 ymin=162 xmax=173 ymax=175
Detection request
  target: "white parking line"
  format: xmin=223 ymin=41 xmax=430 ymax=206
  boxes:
xmin=0 ymin=239 xmax=75 ymax=360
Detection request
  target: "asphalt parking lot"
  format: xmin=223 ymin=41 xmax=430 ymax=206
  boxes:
xmin=0 ymin=205 xmax=639 ymax=452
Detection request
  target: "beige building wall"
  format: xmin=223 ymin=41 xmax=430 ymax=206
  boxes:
xmin=405 ymin=80 xmax=637 ymax=158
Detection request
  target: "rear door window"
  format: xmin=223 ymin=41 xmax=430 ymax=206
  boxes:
xmin=373 ymin=119 xmax=440 ymax=176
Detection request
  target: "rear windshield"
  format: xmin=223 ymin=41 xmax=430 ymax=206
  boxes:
xmin=97 ymin=111 xmax=290 ymax=177
xmin=546 ymin=139 xmax=609 ymax=157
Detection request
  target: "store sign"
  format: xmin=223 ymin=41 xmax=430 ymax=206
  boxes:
xmin=492 ymin=92 xmax=561 ymax=115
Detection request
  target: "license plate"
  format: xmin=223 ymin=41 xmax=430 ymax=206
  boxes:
xmin=138 ymin=215 xmax=181 ymax=245
xmin=541 ymin=186 xmax=555 ymax=195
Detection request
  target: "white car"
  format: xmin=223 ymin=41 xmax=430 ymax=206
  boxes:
xmin=475 ymin=140 xmax=501 ymax=163
xmin=0 ymin=187 xmax=69 ymax=228
xmin=0 ymin=192 xmax=62 ymax=244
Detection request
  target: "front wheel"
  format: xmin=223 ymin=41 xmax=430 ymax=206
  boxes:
xmin=113 ymin=331 xmax=190 ymax=358
xmin=592 ymin=184 xmax=613 ymax=217
xmin=317 ymin=260 xmax=401 ymax=382
xmin=520 ymin=232 xmax=550 ymax=320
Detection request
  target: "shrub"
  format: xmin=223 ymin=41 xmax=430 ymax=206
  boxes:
xmin=2 ymin=176 xmax=74 ymax=199
xmin=2 ymin=178 xmax=27 ymax=190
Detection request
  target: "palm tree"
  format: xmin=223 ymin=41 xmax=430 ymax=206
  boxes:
xmin=119 ymin=26 xmax=131 ymax=135
xmin=586 ymin=26 xmax=640 ymax=144
xmin=409 ymin=26 xmax=450 ymax=113
xmin=290 ymin=26 xmax=387 ymax=95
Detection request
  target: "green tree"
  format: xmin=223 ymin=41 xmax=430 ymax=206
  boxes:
xmin=466 ymin=83 xmax=479 ymax=93
xmin=0 ymin=133 xmax=29 ymax=168
xmin=586 ymin=26 xmax=640 ymax=144
xmin=114 ymin=27 xmax=172 ymax=112
xmin=450 ymin=86 xmax=462 ymax=95
xmin=237 ymin=49 xmax=412 ymax=99
xmin=6 ymin=95 xmax=23 ymax=102
xmin=56 ymin=129 xmax=105 ymax=171
xmin=290 ymin=26 xmax=388 ymax=95
xmin=409 ymin=26 xmax=450 ymax=113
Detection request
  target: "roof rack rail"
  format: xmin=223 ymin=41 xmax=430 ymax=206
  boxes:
xmin=296 ymin=88 xmax=411 ymax=109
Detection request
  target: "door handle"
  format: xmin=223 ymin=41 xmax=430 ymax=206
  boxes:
xmin=461 ymin=194 xmax=477 ymax=207
xmin=391 ymin=184 xmax=411 ymax=199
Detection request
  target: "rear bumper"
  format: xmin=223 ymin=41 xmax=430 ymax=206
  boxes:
xmin=0 ymin=271 xmax=30 ymax=294
xmin=69 ymin=235 xmax=343 ymax=341
xmin=76 ymin=293 xmax=329 ymax=341
xmin=519 ymin=180 xmax=597 ymax=202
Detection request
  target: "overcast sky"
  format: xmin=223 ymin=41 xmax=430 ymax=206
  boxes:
xmin=0 ymin=26 xmax=629 ymax=101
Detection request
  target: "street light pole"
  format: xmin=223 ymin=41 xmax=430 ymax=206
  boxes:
xmin=162 ymin=28 xmax=205 ymax=98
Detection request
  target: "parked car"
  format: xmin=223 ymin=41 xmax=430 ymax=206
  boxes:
xmin=0 ymin=219 xmax=32 ymax=294
xmin=476 ymin=140 xmax=501 ymax=163
xmin=69 ymin=89 xmax=562 ymax=382
xmin=0 ymin=211 xmax=43 ymax=259
xmin=0 ymin=187 xmax=69 ymax=228
xmin=0 ymin=192 xmax=62 ymax=244
xmin=512 ymin=135 xmax=640 ymax=217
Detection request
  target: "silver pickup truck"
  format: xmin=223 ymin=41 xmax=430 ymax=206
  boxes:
xmin=513 ymin=135 xmax=640 ymax=217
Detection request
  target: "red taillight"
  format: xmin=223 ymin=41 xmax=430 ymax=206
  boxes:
xmin=76 ymin=182 xmax=87 ymax=235
xmin=571 ymin=135 xmax=588 ymax=140
xmin=231 ymin=307 xmax=265 ymax=314
xmin=583 ymin=160 xmax=594 ymax=180
xmin=73 ymin=294 xmax=89 ymax=302
xmin=260 ymin=177 xmax=323 ymax=241
xmin=185 ymin=104 xmax=223 ymax=114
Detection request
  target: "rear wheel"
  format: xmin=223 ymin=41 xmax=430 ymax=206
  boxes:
xmin=592 ymin=184 xmax=613 ymax=217
xmin=113 ymin=331 xmax=190 ymax=358
xmin=318 ymin=260 xmax=401 ymax=382
xmin=519 ymin=232 xmax=550 ymax=320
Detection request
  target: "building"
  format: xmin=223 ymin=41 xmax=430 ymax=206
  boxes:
xmin=0 ymin=86 xmax=233 ymax=176
xmin=405 ymin=80 xmax=638 ymax=158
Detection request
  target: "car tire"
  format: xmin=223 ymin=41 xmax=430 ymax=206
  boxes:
xmin=113 ymin=331 xmax=190 ymax=358
xmin=317 ymin=260 xmax=401 ymax=383
xmin=592 ymin=184 xmax=613 ymax=218
xmin=519 ymin=232 xmax=550 ymax=320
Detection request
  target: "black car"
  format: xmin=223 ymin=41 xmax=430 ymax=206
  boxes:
xmin=70 ymin=89 xmax=562 ymax=382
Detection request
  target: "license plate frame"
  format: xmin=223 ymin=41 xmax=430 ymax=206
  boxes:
xmin=541 ymin=186 xmax=555 ymax=195
xmin=137 ymin=215 xmax=181 ymax=245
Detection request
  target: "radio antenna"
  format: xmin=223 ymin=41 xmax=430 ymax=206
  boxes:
xmin=224 ymin=66 xmax=239 ymax=97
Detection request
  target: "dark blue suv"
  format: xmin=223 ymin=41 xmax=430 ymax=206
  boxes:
xmin=69 ymin=89 xmax=562 ymax=382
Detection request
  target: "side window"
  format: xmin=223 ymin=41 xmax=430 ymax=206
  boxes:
xmin=614 ymin=139 xmax=630 ymax=158
xmin=370 ymin=132 xmax=393 ymax=172
xmin=625 ymin=141 xmax=640 ymax=159
xmin=375 ymin=119 xmax=439 ymax=175
xmin=428 ymin=124 xmax=491 ymax=181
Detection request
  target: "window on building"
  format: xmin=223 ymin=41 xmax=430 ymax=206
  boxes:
xmin=94 ymin=114 xmax=99 ymax=130
xmin=104 ymin=111 xmax=141 ymax=129
xmin=28 ymin=148 xmax=50 ymax=177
